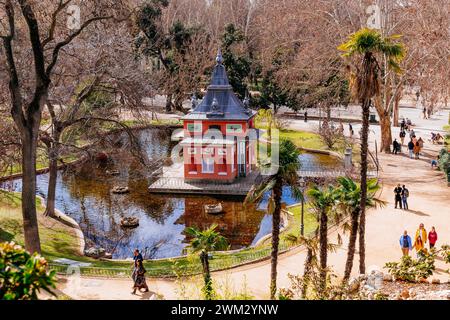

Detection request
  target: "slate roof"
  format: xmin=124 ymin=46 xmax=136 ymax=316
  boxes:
xmin=182 ymin=49 xmax=256 ymax=121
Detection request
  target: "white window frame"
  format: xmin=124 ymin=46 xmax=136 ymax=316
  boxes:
xmin=226 ymin=124 xmax=243 ymax=134
xmin=202 ymin=147 xmax=214 ymax=155
xmin=187 ymin=123 xmax=202 ymax=133
xmin=202 ymin=157 xmax=215 ymax=174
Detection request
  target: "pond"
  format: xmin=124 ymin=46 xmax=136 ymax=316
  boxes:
xmin=2 ymin=128 xmax=342 ymax=259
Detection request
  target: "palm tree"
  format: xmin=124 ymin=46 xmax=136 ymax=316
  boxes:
xmin=335 ymin=177 xmax=386 ymax=282
xmin=185 ymin=224 xmax=228 ymax=300
xmin=245 ymin=138 xmax=301 ymax=300
xmin=338 ymin=28 xmax=404 ymax=274
xmin=306 ymin=185 xmax=339 ymax=292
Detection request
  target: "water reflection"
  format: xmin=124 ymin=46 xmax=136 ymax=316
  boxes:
xmin=3 ymin=128 xmax=341 ymax=259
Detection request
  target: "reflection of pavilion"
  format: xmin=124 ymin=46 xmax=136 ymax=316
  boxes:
xmin=175 ymin=197 xmax=266 ymax=248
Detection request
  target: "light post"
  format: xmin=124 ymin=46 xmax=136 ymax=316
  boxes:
xmin=299 ymin=177 xmax=306 ymax=236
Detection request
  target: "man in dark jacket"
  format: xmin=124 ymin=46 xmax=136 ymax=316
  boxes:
xmin=393 ymin=139 xmax=400 ymax=154
xmin=394 ymin=184 xmax=403 ymax=209
xmin=408 ymin=140 xmax=414 ymax=158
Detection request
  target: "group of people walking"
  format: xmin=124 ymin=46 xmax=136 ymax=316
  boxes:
xmin=394 ymin=130 xmax=424 ymax=159
xmin=131 ymin=249 xmax=149 ymax=295
xmin=394 ymin=184 xmax=410 ymax=210
xmin=399 ymin=224 xmax=438 ymax=257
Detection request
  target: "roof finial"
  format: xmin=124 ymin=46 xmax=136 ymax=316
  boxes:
xmin=216 ymin=47 xmax=223 ymax=65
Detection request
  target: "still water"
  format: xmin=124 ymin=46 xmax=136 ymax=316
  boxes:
xmin=3 ymin=128 xmax=341 ymax=259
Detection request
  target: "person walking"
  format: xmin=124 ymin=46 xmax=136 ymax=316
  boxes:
xmin=415 ymin=223 xmax=427 ymax=247
xmin=399 ymin=129 xmax=406 ymax=145
xmin=399 ymin=230 xmax=412 ymax=257
xmin=418 ymin=137 xmax=424 ymax=155
xmin=409 ymin=129 xmax=415 ymax=139
xmin=413 ymin=141 xmax=420 ymax=159
xmin=428 ymin=227 xmax=438 ymax=249
xmin=349 ymin=123 xmax=354 ymax=137
xmin=133 ymin=249 xmax=143 ymax=266
xmin=413 ymin=235 xmax=425 ymax=257
xmin=400 ymin=118 xmax=406 ymax=131
xmin=408 ymin=140 xmax=414 ymax=159
xmin=132 ymin=259 xmax=149 ymax=294
xmin=401 ymin=185 xmax=409 ymax=210
xmin=394 ymin=184 xmax=403 ymax=209
xmin=393 ymin=139 xmax=400 ymax=154
xmin=304 ymin=110 xmax=308 ymax=122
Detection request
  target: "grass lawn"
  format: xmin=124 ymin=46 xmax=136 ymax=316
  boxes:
xmin=284 ymin=204 xmax=318 ymax=239
xmin=0 ymin=192 xmax=82 ymax=262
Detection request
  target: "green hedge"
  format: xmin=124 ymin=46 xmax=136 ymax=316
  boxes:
xmin=438 ymin=148 xmax=450 ymax=182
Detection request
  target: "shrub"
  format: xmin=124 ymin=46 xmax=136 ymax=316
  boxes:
xmin=440 ymin=244 xmax=450 ymax=264
xmin=438 ymin=148 xmax=450 ymax=180
xmin=384 ymin=253 xmax=435 ymax=282
xmin=0 ymin=242 xmax=56 ymax=300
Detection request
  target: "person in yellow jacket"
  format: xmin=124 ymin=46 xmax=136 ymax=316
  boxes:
xmin=413 ymin=235 xmax=425 ymax=257
xmin=415 ymin=223 xmax=427 ymax=246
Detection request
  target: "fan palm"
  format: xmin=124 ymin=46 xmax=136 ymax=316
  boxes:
xmin=285 ymin=231 xmax=339 ymax=299
xmin=185 ymin=224 xmax=228 ymax=300
xmin=338 ymin=28 xmax=404 ymax=274
xmin=245 ymin=138 xmax=302 ymax=300
xmin=335 ymin=177 xmax=386 ymax=282
xmin=306 ymin=185 xmax=340 ymax=292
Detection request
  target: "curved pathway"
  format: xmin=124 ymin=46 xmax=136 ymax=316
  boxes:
xmin=59 ymin=106 xmax=450 ymax=300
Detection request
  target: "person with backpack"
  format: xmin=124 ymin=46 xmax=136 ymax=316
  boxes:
xmin=401 ymin=185 xmax=409 ymax=210
xmin=408 ymin=140 xmax=414 ymax=159
xmin=399 ymin=230 xmax=412 ymax=256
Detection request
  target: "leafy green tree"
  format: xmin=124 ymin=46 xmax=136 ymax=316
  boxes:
xmin=306 ymin=185 xmax=339 ymax=292
xmin=245 ymin=139 xmax=302 ymax=299
xmin=0 ymin=242 xmax=56 ymax=300
xmin=185 ymin=224 xmax=228 ymax=300
xmin=221 ymin=24 xmax=251 ymax=99
xmin=135 ymin=0 xmax=194 ymax=112
xmin=338 ymin=28 xmax=404 ymax=274
xmin=335 ymin=177 xmax=385 ymax=282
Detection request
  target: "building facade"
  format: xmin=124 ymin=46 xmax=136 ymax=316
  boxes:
xmin=180 ymin=50 xmax=258 ymax=183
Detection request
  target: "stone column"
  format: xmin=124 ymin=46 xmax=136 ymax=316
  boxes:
xmin=344 ymin=148 xmax=353 ymax=170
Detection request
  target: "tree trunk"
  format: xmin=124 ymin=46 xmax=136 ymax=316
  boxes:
xmin=343 ymin=209 xmax=359 ymax=282
xmin=358 ymin=99 xmax=370 ymax=275
xmin=319 ymin=208 xmax=328 ymax=292
xmin=379 ymin=111 xmax=392 ymax=153
xmin=165 ymin=94 xmax=173 ymax=113
xmin=393 ymin=91 xmax=401 ymax=127
xmin=270 ymin=177 xmax=283 ymax=300
xmin=21 ymin=128 xmax=42 ymax=254
xmin=200 ymin=251 xmax=212 ymax=300
xmin=44 ymin=129 xmax=61 ymax=217
xmin=302 ymin=246 xmax=313 ymax=298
